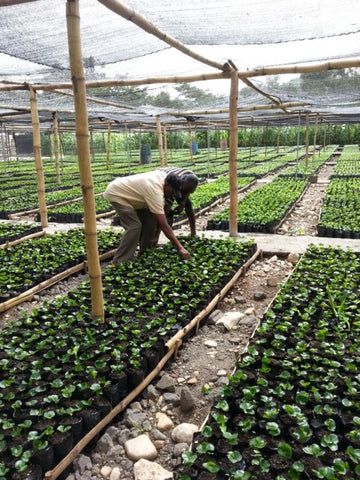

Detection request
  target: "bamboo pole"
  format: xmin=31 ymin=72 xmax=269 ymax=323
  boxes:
xmin=0 ymin=230 xmax=45 ymax=250
xmin=106 ymin=122 xmax=111 ymax=169
xmin=162 ymin=124 xmax=168 ymax=166
xmin=323 ymin=123 xmax=327 ymax=151
xmin=188 ymin=122 xmax=193 ymax=163
xmin=29 ymin=86 xmax=48 ymax=228
xmin=312 ymin=113 xmax=319 ymax=160
xmin=160 ymin=101 xmax=308 ymax=117
xmin=156 ymin=115 xmax=164 ymax=167
xmin=1 ymin=57 xmax=359 ymax=95
xmin=276 ymin=126 xmax=281 ymax=153
xmin=97 ymin=0 xmax=228 ymax=73
xmin=0 ymin=249 xmax=115 ymax=314
xmin=228 ymin=69 xmax=239 ymax=237
xmin=0 ymin=0 xmax=39 ymax=5
xmin=52 ymin=112 xmax=61 ymax=185
xmin=44 ymin=343 xmax=177 ymax=480
xmin=66 ymin=0 xmax=104 ymax=321
xmin=304 ymin=112 xmax=310 ymax=167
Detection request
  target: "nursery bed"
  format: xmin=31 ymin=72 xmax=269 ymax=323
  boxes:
xmin=0 ymin=236 xmax=257 ymax=480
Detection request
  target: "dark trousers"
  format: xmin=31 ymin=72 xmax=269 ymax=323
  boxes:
xmin=111 ymin=203 xmax=157 ymax=263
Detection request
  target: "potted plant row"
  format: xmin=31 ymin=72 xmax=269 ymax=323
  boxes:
xmin=0 ymin=235 xmax=256 ymax=479
xmin=317 ymin=177 xmax=360 ymax=238
xmin=207 ymin=177 xmax=308 ymax=233
xmin=174 ymin=244 xmax=360 ymax=479
xmin=0 ymin=227 xmax=123 ymax=302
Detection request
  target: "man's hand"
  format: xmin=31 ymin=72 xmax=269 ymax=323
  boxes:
xmin=178 ymin=247 xmax=191 ymax=260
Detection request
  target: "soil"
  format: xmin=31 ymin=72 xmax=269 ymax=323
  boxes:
xmin=0 ymin=159 xmax=345 ymax=479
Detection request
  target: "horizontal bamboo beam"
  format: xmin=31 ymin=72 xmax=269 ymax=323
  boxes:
xmin=0 ymin=248 xmax=115 ymax=314
xmin=44 ymin=343 xmax=178 ymax=479
xmin=165 ymin=101 xmax=309 ymax=117
xmin=244 ymin=57 xmax=360 ymax=78
xmin=0 ymin=230 xmax=45 ymax=249
xmin=0 ymin=0 xmax=39 ymax=5
xmin=1 ymin=57 xmax=358 ymax=94
xmin=0 ymin=72 xmax=228 ymax=92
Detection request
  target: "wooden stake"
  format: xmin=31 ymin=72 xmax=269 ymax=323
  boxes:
xmin=44 ymin=345 xmax=176 ymax=480
xmin=312 ymin=113 xmax=319 ymax=160
xmin=162 ymin=124 xmax=168 ymax=166
xmin=276 ymin=126 xmax=281 ymax=153
xmin=29 ymin=86 xmax=48 ymax=228
xmin=106 ymin=122 xmax=111 ymax=169
xmin=52 ymin=112 xmax=61 ymax=185
xmin=156 ymin=115 xmax=164 ymax=167
xmin=304 ymin=112 xmax=310 ymax=168
xmin=188 ymin=122 xmax=193 ymax=163
xmin=66 ymin=0 xmax=104 ymax=321
xmin=228 ymin=69 xmax=239 ymax=237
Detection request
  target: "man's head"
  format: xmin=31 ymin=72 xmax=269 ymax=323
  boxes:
xmin=180 ymin=173 xmax=198 ymax=196
xmin=165 ymin=172 xmax=199 ymax=202
xmin=164 ymin=173 xmax=182 ymax=201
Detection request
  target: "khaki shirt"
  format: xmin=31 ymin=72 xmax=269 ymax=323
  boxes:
xmin=104 ymin=170 xmax=167 ymax=214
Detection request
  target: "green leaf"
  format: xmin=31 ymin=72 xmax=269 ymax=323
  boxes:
xmin=201 ymin=425 xmax=213 ymax=438
xmin=202 ymin=461 xmax=220 ymax=473
xmin=196 ymin=442 xmax=214 ymax=454
xmin=249 ymin=436 xmax=266 ymax=449
xmin=216 ymin=399 xmax=229 ymax=412
xmin=278 ymin=442 xmax=293 ymax=458
xmin=181 ymin=450 xmax=197 ymax=466
xmin=227 ymin=450 xmax=242 ymax=463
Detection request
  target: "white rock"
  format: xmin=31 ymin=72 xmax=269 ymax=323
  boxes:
xmin=244 ymin=307 xmax=256 ymax=316
xmin=204 ymin=339 xmax=217 ymax=348
xmin=124 ymin=434 xmax=157 ymax=461
xmin=134 ymin=458 xmax=173 ymax=480
xmin=109 ymin=467 xmax=121 ymax=480
xmin=156 ymin=412 xmax=174 ymax=431
xmin=100 ymin=465 xmax=112 ymax=479
xmin=217 ymin=369 xmax=227 ymax=376
xmin=187 ymin=377 xmax=198 ymax=384
xmin=216 ymin=311 xmax=244 ymax=330
xmin=171 ymin=423 xmax=198 ymax=444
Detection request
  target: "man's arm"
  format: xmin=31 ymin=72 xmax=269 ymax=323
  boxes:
xmin=154 ymin=213 xmax=191 ymax=260
xmin=184 ymin=198 xmax=196 ymax=236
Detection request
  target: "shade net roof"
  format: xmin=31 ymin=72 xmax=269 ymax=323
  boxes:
xmin=1 ymin=0 xmax=360 ymax=130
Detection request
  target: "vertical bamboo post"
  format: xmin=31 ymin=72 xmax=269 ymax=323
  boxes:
xmin=249 ymin=118 xmax=253 ymax=162
xmin=276 ymin=126 xmax=281 ymax=153
xmin=29 ymin=86 xmax=48 ymax=228
xmin=90 ymin=128 xmax=95 ymax=162
xmin=188 ymin=122 xmax=193 ymax=163
xmin=323 ymin=123 xmax=327 ymax=151
xmin=125 ymin=123 xmax=131 ymax=172
xmin=106 ymin=122 xmax=111 ymax=169
xmin=156 ymin=115 xmax=164 ymax=167
xmin=66 ymin=0 xmax=104 ymax=321
xmin=13 ymin=131 xmax=19 ymax=161
xmin=0 ymin=126 xmax=6 ymax=171
xmin=163 ymin=124 xmax=168 ymax=166
xmin=304 ymin=112 xmax=310 ymax=168
xmin=52 ymin=112 xmax=61 ymax=185
xmin=228 ymin=69 xmax=239 ymax=238
xmin=312 ymin=113 xmax=319 ymax=160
